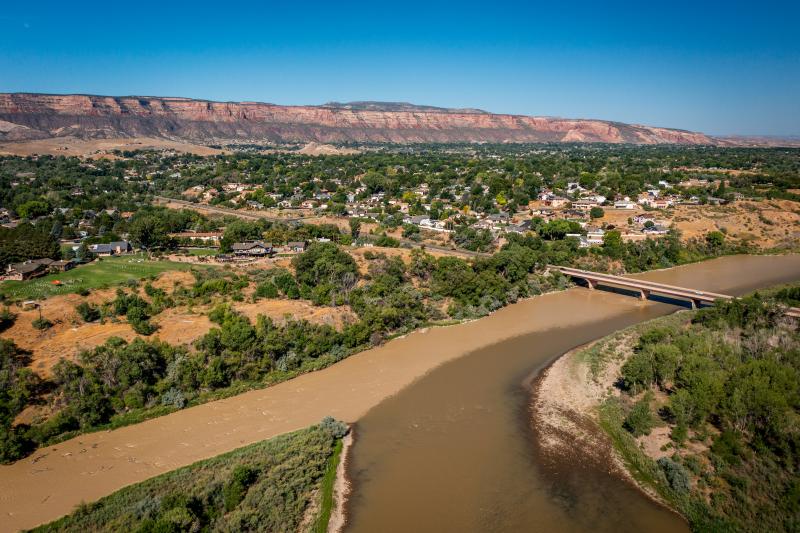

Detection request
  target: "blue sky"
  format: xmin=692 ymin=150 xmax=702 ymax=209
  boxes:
xmin=1 ymin=1 xmax=798 ymax=135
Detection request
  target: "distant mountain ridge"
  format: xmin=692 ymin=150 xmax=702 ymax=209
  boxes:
xmin=321 ymin=101 xmax=489 ymax=114
xmin=0 ymin=92 xmax=722 ymax=145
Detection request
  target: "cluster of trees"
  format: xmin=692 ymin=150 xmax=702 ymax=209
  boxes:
xmin=0 ymin=308 xmax=352 ymax=462
xmin=616 ymin=293 xmax=800 ymax=531
xmin=1 ymin=220 xmax=760 ymax=462
xmin=0 ymin=239 xmax=567 ymax=459
xmin=0 ymin=223 xmax=61 ymax=268
xmin=0 ymin=340 xmax=39 ymax=462
xmin=3 ymin=145 xmax=799 ymax=240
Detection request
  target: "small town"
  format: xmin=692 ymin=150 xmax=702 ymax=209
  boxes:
xmin=1 ymin=3 xmax=799 ymax=530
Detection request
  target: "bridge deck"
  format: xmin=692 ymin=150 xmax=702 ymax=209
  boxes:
xmin=551 ymin=265 xmax=800 ymax=316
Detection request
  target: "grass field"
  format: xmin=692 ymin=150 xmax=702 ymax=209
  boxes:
xmin=185 ymin=247 xmax=220 ymax=256
xmin=0 ymin=254 xmax=197 ymax=301
xmin=34 ymin=423 xmax=342 ymax=533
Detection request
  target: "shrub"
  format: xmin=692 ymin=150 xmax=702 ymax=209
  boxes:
xmin=0 ymin=307 xmax=17 ymax=332
xmin=75 ymin=302 xmax=101 ymax=323
xmin=161 ymin=388 xmax=186 ymax=409
xmin=320 ymin=416 xmax=349 ymax=439
xmin=32 ymin=317 xmax=53 ymax=330
xmin=657 ymin=457 xmax=691 ymax=493
xmin=130 ymin=319 xmax=157 ymax=336
xmin=624 ymin=394 xmax=655 ymax=436
xmin=255 ymin=281 xmax=278 ymax=299
xmin=223 ymin=465 xmax=258 ymax=511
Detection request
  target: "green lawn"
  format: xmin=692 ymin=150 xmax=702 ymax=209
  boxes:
xmin=184 ymin=247 xmax=220 ymax=256
xmin=0 ymin=254 xmax=197 ymax=301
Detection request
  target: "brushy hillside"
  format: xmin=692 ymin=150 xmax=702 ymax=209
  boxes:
xmin=598 ymin=287 xmax=800 ymax=532
xmin=31 ymin=418 xmax=348 ymax=533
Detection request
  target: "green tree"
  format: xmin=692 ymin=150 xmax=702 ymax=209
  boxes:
xmin=602 ymin=230 xmax=624 ymax=259
xmin=624 ymin=393 xmax=655 ymax=436
xmin=349 ymin=218 xmax=362 ymax=239
xmin=705 ymin=230 xmax=725 ymax=249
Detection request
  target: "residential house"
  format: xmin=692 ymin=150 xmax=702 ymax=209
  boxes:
xmin=546 ymin=196 xmax=569 ymax=208
xmin=487 ymin=213 xmax=510 ymax=223
xmin=614 ymin=198 xmax=638 ymax=209
xmin=286 ymin=241 xmax=307 ymax=253
xmin=232 ymin=241 xmax=273 ymax=257
xmin=404 ymin=215 xmax=429 ymax=225
xmin=49 ymin=259 xmax=76 ymax=273
xmin=565 ymin=233 xmax=591 ymax=248
xmin=89 ymin=241 xmax=131 ymax=256
xmin=572 ymin=199 xmax=599 ymax=211
xmin=4 ymin=261 xmax=47 ymax=281
xmin=706 ymin=196 xmax=728 ymax=205
xmin=586 ymin=228 xmax=606 ymax=245
xmin=643 ymin=225 xmax=669 ymax=235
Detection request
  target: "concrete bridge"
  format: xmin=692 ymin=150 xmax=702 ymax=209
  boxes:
xmin=550 ymin=265 xmax=800 ymax=316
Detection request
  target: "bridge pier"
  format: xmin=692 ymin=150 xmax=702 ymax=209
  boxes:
xmin=586 ymin=278 xmax=597 ymax=290
xmin=690 ymin=298 xmax=700 ymax=309
xmin=639 ymin=288 xmax=650 ymax=301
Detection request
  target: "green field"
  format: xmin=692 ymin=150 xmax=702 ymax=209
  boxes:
xmin=185 ymin=247 xmax=220 ymax=256
xmin=34 ymin=423 xmax=343 ymax=533
xmin=0 ymin=254 xmax=198 ymax=301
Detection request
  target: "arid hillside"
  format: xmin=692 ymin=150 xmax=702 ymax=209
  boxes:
xmin=0 ymin=93 xmax=718 ymax=145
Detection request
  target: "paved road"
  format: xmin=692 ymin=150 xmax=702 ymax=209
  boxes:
xmin=153 ymin=195 xmax=311 ymax=223
xmin=153 ymin=196 xmax=491 ymax=259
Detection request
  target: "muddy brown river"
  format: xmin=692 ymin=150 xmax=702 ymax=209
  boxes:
xmin=344 ymin=255 xmax=800 ymax=533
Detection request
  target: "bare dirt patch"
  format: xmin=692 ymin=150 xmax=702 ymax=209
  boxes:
xmin=0 ymin=136 xmax=226 ymax=158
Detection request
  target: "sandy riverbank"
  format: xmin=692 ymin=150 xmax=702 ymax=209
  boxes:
xmin=529 ymin=331 xmax=672 ymax=507
xmin=327 ymin=431 xmax=353 ymax=533
xmin=0 ymin=286 xmax=634 ymax=532
xmin=2 ymin=254 xmax=799 ymax=531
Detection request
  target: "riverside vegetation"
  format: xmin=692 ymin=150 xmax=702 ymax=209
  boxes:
xmin=588 ymin=287 xmax=800 ymax=532
xmin=30 ymin=418 xmax=349 ymax=533
xmin=0 ymin=217 xmax=765 ymax=463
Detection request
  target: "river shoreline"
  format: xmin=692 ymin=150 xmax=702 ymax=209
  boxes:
xmin=529 ymin=278 xmax=800 ymax=527
xmin=3 ymin=255 xmax=798 ymax=532
xmin=328 ymin=430 xmax=353 ymax=533
xmin=343 ymin=255 xmax=800 ymax=532
xmin=529 ymin=332 xmax=680 ymax=513
xmin=0 ymin=278 xmax=600 ymax=532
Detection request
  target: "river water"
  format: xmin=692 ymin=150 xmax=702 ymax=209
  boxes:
xmin=344 ymin=255 xmax=800 ymax=533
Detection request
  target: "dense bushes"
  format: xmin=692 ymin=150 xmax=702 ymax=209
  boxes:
xmin=0 ymin=307 xmax=16 ymax=332
xmin=0 ymin=340 xmax=39 ymax=463
xmin=111 ymin=290 xmax=157 ymax=335
xmin=75 ymin=302 xmax=100 ymax=323
xmin=0 ymin=223 xmax=61 ymax=269
xmin=612 ymin=291 xmax=800 ymax=531
xmin=33 ymin=422 xmax=346 ymax=532
xmin=292 ymin=242 xmax=358 ymax=305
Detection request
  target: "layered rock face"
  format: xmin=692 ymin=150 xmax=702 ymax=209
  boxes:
xmin=0 ymin=93 xmax=716 ymax=145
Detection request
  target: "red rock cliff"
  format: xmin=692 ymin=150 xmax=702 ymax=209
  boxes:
xmin=0 ymin=93 xmax=717 ymax=145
